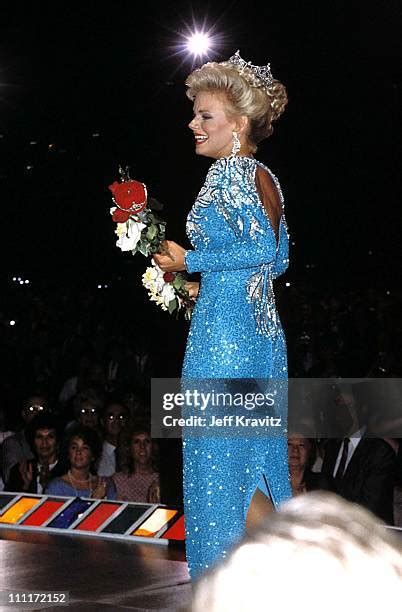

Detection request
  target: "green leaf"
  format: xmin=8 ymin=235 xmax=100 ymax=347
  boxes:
xmin=147 ymin=225 xmax=157 ymax=240
xmin=137 ymin=241 xmax=149 ymax=257
xmin=172 ymin=276 xmax=184 ymax=290
xmin=168 ymin=299 xmax=178 ymax=314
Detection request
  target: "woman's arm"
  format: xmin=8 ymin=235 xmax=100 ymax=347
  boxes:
xmin=154 ymin=211 xmax=277 ymax=274
xmin=185 ymin=231 xmax=277 ymax=273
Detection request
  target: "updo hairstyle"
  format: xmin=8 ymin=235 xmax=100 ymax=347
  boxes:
xmin=186 ymin=62 xmax=288 ymax=153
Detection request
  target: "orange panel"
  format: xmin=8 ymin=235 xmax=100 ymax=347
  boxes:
xmin=132 ymin=508 xmax=177 ymax=537
xmin=0 ymin=497 xmax=41 ymax=524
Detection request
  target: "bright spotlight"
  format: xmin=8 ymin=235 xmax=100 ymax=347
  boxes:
xmin=186 ymin=31 xmax=211 ymax=57
xmin=9 ymin=320 xmax=16 ymax=326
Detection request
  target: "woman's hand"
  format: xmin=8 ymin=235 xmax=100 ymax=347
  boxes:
xmin=147 ymin=479 xmax=160 ymax=503
xmin=153 ymin=240 xmax=187 ymax=272
xmin=91 ymin=477 xmax=107 ymax=499
xmin=185 ymin=281 xmax=200 ymax=299
xmin=19 ymin=460 xmax=33 ymax=491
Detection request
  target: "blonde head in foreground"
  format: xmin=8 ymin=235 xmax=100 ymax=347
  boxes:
xmin=192 ymin=492 xmax=402 ymax=612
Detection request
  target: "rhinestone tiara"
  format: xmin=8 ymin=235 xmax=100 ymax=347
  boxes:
xmin=226 ymin=50 xmax=274 ymax=90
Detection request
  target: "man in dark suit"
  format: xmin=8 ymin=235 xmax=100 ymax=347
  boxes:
xmin=5 ymin=414 xmax=64 ymax=494
xmin=322 ymin=384 xmax=396 ymax=524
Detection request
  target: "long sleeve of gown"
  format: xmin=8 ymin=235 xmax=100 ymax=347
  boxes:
xmin=185 ymin=230 xmax=277 ymax=273
xmin=185 ymin=158 xmax=279 ymax=274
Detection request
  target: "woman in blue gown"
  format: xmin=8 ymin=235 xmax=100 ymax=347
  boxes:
xmin=154 ymin=52 xmax=291 ymax=578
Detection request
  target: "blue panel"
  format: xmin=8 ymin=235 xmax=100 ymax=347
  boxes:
xmin=48 ymin=498 xmax=93 ymax=528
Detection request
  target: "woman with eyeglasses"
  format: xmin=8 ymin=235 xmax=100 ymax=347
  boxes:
xmin=63 ymin=388 xmax=104 ymax=435
xmin=97 ymin=401 xmax=129 ymax=477
xmin=45 ymin=425 xmax=116 ymax=499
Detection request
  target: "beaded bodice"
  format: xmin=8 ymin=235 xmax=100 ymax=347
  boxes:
xmin=185 ymin=156 xmax=289 ymax=338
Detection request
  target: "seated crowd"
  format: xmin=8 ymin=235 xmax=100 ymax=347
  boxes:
xmin=0 ymin=389 xmax=160 ymax=505
xmin=0 ymin=381 xmax=401 ymax=531
xmin=1 ymin=280 xmax=401 ymax=516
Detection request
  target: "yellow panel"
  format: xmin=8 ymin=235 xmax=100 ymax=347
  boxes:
xmin=132 ymin=508 xmax=177 ymax=537
xmin=0 ymin=497 xmax=41 ymax=524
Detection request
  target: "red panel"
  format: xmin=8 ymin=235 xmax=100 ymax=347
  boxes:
xmin=161 ymin=514 xmax=185 ymax=540
xmin=74 ymin=502 xmax=121 ymax=531
xmin=22 ymin=500 xmax=65 ymax=526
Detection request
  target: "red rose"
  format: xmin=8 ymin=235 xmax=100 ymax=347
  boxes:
xmin=109 ymin=179 xmax=147 ymax=213
xmin=163 ymin=272 xmax=175 ymax=283
xmin=112 ymin=208 xmax=131 ymax=223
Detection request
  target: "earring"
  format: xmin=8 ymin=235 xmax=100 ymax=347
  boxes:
xmin=231 ymin=131 xmax=241 ymax=156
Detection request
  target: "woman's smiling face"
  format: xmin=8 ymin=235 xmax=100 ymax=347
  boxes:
xmin=188 ymin=91 xmax=239 ymax=159
xmin=131 ymin=432 xmax=152 ymax=467
xmin=69 ymin=436 xmax=92 ymax=469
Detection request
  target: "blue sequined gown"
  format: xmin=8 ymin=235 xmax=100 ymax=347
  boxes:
xmin=182 ymin=155 xmax=291 ymax=578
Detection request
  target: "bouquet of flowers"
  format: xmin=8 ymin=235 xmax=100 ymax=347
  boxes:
xmin=109 ymin=166 xmax=193 ymax=319
xmin=109 ymin=166 xmax=166 ymax=257
xmin=142 ymin=262 xmax=194 ymax=321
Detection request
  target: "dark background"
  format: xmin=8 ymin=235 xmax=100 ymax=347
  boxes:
xmin=1 ymin=1 xmax=401 ymax=282
xmin=0 ymin=1 xmax=401 ymax=385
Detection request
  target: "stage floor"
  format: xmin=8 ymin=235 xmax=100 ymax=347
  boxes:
xmin=0 ymin=528 xmax=191 ymax=611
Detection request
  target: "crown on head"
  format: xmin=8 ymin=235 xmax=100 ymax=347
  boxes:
xmin=226 ymin=50 xmax=274 ymax=90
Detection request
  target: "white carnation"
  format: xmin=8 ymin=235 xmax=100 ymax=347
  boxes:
xmin=161 ymin=283 xmax=176 ymax=307
xmin=116 ymin=218 xmax=146 ymax=252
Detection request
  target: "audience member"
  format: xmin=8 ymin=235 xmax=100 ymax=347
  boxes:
xmin=113 ymin=425 xmax=160 ymax=503
xmin=46 ymin=425 xmax=116 ymax=499
xmin=58 ymin=357 xmax=106 ymax=408
xmin=121 ymin=389 xmax=150 ymax=425
xmin=97 ymin=400 xmax=129 ymax=477
xmin=1 ymin=393 xmax=49 ymax=483
xmin=321 ymin=384 xmax=396 ymax=523
xmin=288 ymin=433 xmax=333 ymax=495
xmin=104 ymin=341 xmax=125 ymax=393
xmin=58 ymin=353 xmax=93 ymax=407
xmin=66 ymin=388 xmax=104 ymax=432
xmin=192 ymin=492 xmax=402 ymax=611
xmin=6 ymin=414 xmax=63 ymax=493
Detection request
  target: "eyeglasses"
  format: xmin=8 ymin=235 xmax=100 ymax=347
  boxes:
xmin=28 ymin=405 xmax=45 ymax=413
xmin=106 ymin=414 xmax=127 ymax=421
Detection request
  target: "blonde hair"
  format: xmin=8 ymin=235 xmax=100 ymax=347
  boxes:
xmin=192 ymin=492 xmax=402 ymax=612
xmin=186 ymin=62 xmax=288 ymax=153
